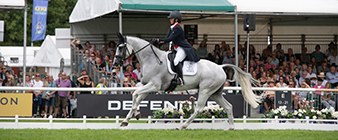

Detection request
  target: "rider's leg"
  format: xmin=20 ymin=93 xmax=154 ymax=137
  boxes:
xmin=174 ymin=47 xmax=186 ymax=84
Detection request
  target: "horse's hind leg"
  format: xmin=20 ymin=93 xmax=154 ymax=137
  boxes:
xmin=176 ymin=91 xmax=210 ymax=130
xmin=121 ymin=82 xmax=158 ymax=127
xmin=209 ymin=92 xmax=235 ymax=130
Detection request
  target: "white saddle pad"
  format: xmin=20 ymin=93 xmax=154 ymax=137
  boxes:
xmin=166 ymin=52 xmax=197 ymax=76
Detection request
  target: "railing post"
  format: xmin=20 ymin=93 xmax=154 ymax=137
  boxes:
xmin=275 ymin=116 xmax=278 ymax=129
xmin=306 ymin=116 xmax=309 ymax=129
xmin=83 ymin=115 xmax=87 ymax=128
xmin=116 ymin=115 xmax=119 ymax=129
xmin=212 ymin=116 xmax=215 ymax=129
xmin=148 ymin=116 xmax=151 ymax=129
xmin=243 ymin=115 xmax=246 ymax=129
xmin=15 ymin=115 xmax=18 ymax=128
xmin=180 ymin=116 xmax=183 ymax=124
xmin=49 ymin=115 xmax=53 ymax=129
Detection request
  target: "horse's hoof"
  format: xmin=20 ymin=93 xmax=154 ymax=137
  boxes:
xmin=225 ymin=127 xmax=235 ymax=131
xmin=120 ymin=122 xmax=129 ymax=127
xmin=135 ymin=112 xmax=141 ymax=120
xmin=175 ymin=128 xmax=181 ymax=131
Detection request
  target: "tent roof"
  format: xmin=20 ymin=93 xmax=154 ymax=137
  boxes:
xmin=70 ymin=0 xmax=338 ymax=23
xmin=69 ymin=0 xmax=234 ymax=23
xmin=33 ymin=35 xmax=70 ymax=67
xmin=120 ymin=0 xmax=234 ymax=12
xmin=230 ymin=0 xmax=338 ymax=15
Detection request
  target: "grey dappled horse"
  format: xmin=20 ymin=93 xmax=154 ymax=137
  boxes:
xmin=113 ymin=33 xmax=262 ymax=130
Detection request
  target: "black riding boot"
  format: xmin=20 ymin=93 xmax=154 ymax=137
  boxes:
xmin=175 ymin=62 xmax=184 ymax=85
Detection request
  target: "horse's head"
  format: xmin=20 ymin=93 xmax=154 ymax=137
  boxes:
xmin=113 ymin=32 xmax=132 ymax=67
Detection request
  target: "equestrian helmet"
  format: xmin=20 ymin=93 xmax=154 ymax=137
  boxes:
xmin=168 ymin=11 xmax=182 ymax=23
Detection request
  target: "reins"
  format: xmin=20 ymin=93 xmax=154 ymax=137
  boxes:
xmin=122 ymin=40 xmax=163 ymax=65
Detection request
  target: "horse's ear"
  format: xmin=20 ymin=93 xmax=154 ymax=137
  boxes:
xmin=117 ymin=32 xmax=125 ymax=44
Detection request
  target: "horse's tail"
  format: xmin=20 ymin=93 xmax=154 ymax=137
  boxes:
xmin=221 ymin=64 xmax=263 ymax=108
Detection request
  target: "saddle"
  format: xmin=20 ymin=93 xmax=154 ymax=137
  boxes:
xmin=165 ymin=51 xmax=197 ymax=92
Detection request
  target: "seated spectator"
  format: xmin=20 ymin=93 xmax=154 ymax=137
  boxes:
xmin=262 ymin=45 xmax=272 ymax=61
xmin=96 ymin=78 xmax=108 ymax=95
xmin=133 ymin=63 xmax=141 ymax=81
xmin=90 ymin=52 xmax=96 ymax=64
xmin=101 ymin=45 xmax=109 ymax=57
xmin=288 ymin=81 xmax=299 ymax=109
xmin=298 ymin=81 xmax=310 ymax=101
xmin=317 ymin=61 xmax=329 ymax=74
xmin=317 ymin=72 xmax=328 ymax=86
xmin=107 ymin=41 xmax=116 ymax=53
xmin=223 ymin=81 xmax=235 ymax=94
xmin=326 ymin=65 xmax=338 ymax=87
xmin=122 ymin=78 xmax=132 ymax=94
xmin=258 ymin=71 xmax=268 ymax=86
xmin=326 ymin=42 xmax=336 ymax=57
xmin=124 ymin=65 xmax=138 ymax=80
xmin=276 ymin=76 xmax=287 ymax=88
xmin=197 ymin=41 xmax=208 ymax=59
xmin=96 ymin=50 xmax=104 ymax=63
xmin=4 ymin=75 xmax=15 ymax=93
xmin=327 ymin=50 xmax=338 ymax=66
xmin=94 ymin=58 xmax=105 ymax=72
xmin=271 ymin=53 xmax=279 ymax=68
xmin=212 ymin=44 xmax=223 ymax=64
xmin=277 ymin=69 xmax=285 ymax=81
xmin=294 ymin=59 xmax=302 ymax=70
xmin=264 ymin=57 xmax=275 ymax=71
xmin=263 ymin=81 xmax=276 ymax=113
xmin=77 ymin=74 xmax=94 ymax=94
xmin=276 ymin=51 xmax=284 ymax=63
xmin=272 ymin=74 xmax=278 ymax=84
xmin=307 ymin=63 xmax=317 ymax=75
xmin=300 ymin=47 xmax=310 ymax=64
xmin=321 ymin=83 xmax=335 ymax=109
xmin=311 ymin=44 xmax=325 ymax=65
xmin=103 ymin=55 xmax=110 ymax=68
xmin=222 ymin=50 xmax=233 ymax=64
xmin=289 ymin=71 xmax=299 ymax=87
xmin=299 ymin=71 xmax=309 ymax=86
xmin=103 ymin=59 xmax=114 ymax=75
xmin=299 ymin=64 xmax=307 ymax=75
xmin=313 ymin=78 xmax=324 ymax=95
xmin=273 ymin=43 xmax=284 ymax=56
xmin=307 ymin=67 xmax=316 ymax=78
xmin=284 ymin=48 xmax=296 ymax=62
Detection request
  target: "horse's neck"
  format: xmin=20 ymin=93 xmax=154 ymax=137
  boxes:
xmin=128 ymin=37 xmax=165 ymax=68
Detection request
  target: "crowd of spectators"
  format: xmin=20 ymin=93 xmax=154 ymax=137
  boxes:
xmin=2 ymin=38 xmax=337 ymax=118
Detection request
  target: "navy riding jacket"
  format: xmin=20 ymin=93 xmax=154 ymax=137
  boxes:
xmin=159 ymin=23 xmax=200 ymax=62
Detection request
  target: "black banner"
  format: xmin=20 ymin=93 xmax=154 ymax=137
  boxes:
xmin=275 ymin=91 xmax=292 ymax=111
xmin=77 ymin=94 xmax=245 ymax=118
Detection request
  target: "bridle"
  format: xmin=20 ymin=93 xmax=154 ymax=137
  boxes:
xmin=116 ymin=37 xmax=163 ymax=65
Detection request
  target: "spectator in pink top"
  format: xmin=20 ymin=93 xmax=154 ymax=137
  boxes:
xmin=54 ymin=72 xmax=71 ymax=118
xmin=264 ymin=57 xmax=275 ymax=71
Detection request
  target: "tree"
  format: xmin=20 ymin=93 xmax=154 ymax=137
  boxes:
xmin=0 ymin=0 xmax=77 ymax=46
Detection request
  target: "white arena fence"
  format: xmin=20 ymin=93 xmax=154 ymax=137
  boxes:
xmin=0 ymin=86 xmax=337 ymax=130
xmin=0 ymin=115 xmax=337 ymax=130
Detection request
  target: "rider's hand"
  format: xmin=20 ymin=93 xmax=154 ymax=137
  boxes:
xmin=151 ymin=38 xmax=159 ymax=45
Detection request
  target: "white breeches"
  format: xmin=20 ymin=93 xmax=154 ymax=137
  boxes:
xmin=174 ymin=46 xmax=186 ymax=66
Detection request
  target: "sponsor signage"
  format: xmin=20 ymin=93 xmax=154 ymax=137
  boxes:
xmin=0 ymin=93 xmax=32 ymax=116
xmin=77 ymin=94 xmax=245 ymax=118
xmin=275 ymin=91 xmax=292 ymax=111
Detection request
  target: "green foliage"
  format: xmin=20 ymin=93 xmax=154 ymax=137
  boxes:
xmin=0 ymin=0 xmax=77 ymax=46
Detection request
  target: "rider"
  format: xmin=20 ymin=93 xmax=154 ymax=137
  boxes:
xmin=152 ymin=11 xmax=200 ymax=85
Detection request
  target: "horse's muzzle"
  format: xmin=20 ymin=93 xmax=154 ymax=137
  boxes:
xmin=113 ymin=57 xmax=123 ymax=67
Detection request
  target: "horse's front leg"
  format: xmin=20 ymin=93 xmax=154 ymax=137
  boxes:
xmin=121 ymin=82 xmax=158 ymax=127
